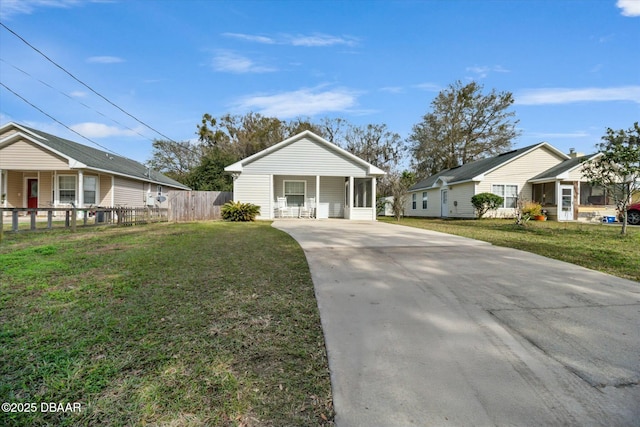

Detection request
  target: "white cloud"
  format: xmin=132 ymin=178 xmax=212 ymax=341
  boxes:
xmin=232 ymin=87 xmax=359 ymax=118
xmin=221 ymin=31 xmax=358 ymax=47
xmin=466 ymin=65 xmax=510 ymax=79
xmin=515 ymin=86 xmax=640 ymax=105
xmin=222 ymin=32 xmax=276 ymax=44
xmin=70 ymin=122 xmax=139 ymax=138
xmin=617 ymin=0 xmax=640 ymax=16
xmin=414 ymin=83 xmax=441 ymax=92
xmin=86 ymin=56 xmax=125 ymax=64
xmin=211 ymin=51 xmax=276 ymax=73
xmin=69 ymin=91 xmax=87 ymax=98
xmin=527 ymin=131 xmax=590 ymax=138
xmin=287 ymin=33 xmax=358 ymax=47
xmin=0 ymin=0 xmax=109 ymax=19
xmin=380 ymin=86 xmax=404 ymax=94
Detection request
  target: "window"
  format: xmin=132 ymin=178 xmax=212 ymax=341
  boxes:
xmin=284 ymin=181 xmax=305 ymax=207
xmin=59 ymin=176 xmax=76 ymax=204
xmin=492 ymin=184 xmax=518 ymax=208
xmin=422 ymin=192 xmax=428 ymax=209
xmin=354 ymin=178 xmax=372 ymax=208
xmin=532 ymin=183 xmax=556 ymax=207
xmin=412 ymin=193 xmax=417 ymax=209
xmin=580 ymin=182 xmax=612 ymax=205
xmin=157 ymin=185 xmax=163 ymax=195
xmin=83 ymin=176 xmax=97 ymax=205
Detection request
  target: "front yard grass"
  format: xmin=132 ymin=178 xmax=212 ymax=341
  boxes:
xmin=0 ymin=222 xmax=333 ymax=426
xmin=381 ymin=217 xmax=640 ymax=282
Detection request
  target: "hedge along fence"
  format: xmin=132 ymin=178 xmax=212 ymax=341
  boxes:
xmin=167 ymin=191 xmax=233 ymax=222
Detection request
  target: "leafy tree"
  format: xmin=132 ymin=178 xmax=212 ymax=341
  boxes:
xmin=582 ymin=123 xmax=640 ymax=235
xmin=409 ymin=80 xmax=520 ymax=178
xmin=185 ymin=148 xmax=238 ymax=191
xmin=471 ymin=192 xmax=504 ymax=218
xmin=147 ymin=139 xmax=203 ymax=182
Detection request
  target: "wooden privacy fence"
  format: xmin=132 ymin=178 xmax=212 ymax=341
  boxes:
xmin=0 ymin=207 xmax=168 ymax=235
xmin=168 ymin=191 xmax=232 ymax=222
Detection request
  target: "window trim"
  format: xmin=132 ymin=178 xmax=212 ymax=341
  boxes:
xmin=412 ymin=193 xmax=417 ymax=210
xmin=491 ymin=184 xmax=518 ymax=209
xmin=354 ymin=177 xmax=372 ymax=208
xmin=283 ymin=180 xmax=306 ymax=207
xmin=83 ymin=175 xmax=99 ymax=206
xmin=422 ymin=192 xmax=428 ymax=209
xmin=58 ymin=175 xmax=77 ymax=205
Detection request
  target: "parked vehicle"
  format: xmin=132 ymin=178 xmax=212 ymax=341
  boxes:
xmin=622 ymin=201 xmax=640 ymax=225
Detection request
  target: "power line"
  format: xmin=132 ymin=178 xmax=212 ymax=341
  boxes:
xmin=0 ymin=21 xmax=178 ymax=143
xmin=0 ymin=57 xmax=151 ymax=142
xmin=0 ymin=81 xmax=122 ymax=156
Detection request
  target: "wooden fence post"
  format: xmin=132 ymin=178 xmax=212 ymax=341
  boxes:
xmin=71 ymin=208 xmax=77 ymax=232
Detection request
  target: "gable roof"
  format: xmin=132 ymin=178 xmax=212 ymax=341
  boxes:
xmin=224 ymin=130 xmax=386 ymax=176
xmin=0 ymin=122 xmax=190 ymax=190
xmin=528 ymin=153 xmax=600 ymax=182
xmin=409 ymin=143 xmax=569 ymax=192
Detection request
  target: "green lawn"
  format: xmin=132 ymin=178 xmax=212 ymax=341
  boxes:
xmin=0 ymin=222 xmax=333 ymax=426
xmin=381 ymin=217 xmax=640 ymax=282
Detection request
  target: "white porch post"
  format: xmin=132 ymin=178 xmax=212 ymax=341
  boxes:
xmin=0 ymin=169 xmax=4 ymax=207
xmin=111 ymin=176 xmax=115 ymax=206
xmin=371 ymin=177 xmax=377 ymax=220
xmin=348 ymin=176 xmax=354 ymax=220
xmin=315 ymin=175 xmax=320 ymax=219
xmin=78 ymin=170 xmax=84 ymax=208
xmin=269 ymin=174 xmax=274 ymax=219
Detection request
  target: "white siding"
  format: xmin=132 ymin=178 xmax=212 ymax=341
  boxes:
xmin=114 ymin=176 xmax=146 ymax=207
xmin=448 ymin=183 xmax=476 ymax=218
xmin=319 ymin=176 xmax=345 ymax=218
xmin=242 ymin=137 xmax=368 ymax=177
xmin=0 ymin=139 xmax=69 ymax=170
xmin=234 ymin=174 xmax=271 ymax=220
xmin=405 ymin=188 xmax=443 ymax=218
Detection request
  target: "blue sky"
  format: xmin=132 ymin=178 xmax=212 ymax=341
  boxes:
xmin=1 ymin=0 xmax=639 ymax=166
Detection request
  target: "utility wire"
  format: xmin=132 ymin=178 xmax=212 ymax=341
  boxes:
xmin=0 ymin=81 xmax=121 ymax=156
xmin=0 ymin=21 xmax=178 ymax=143
xmin=0 ymin=58 xmax=151 ymax=142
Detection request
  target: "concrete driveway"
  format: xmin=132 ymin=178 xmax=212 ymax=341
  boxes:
xmin=273 ymin=220 xmax=640 ymax=427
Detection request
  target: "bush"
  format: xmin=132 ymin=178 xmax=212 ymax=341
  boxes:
xmin=471 ymin=192 xmax=504 ymax=218
xmin=521 ymin=201 xmax=543 ymax=220
xmin=221 ymin=201 xmax=261 ymax=222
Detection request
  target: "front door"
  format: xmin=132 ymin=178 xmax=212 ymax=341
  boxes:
xmin=559 ymin=185 xmax=574 ymax=221
xmin=27 ymin=179 xmax=38 ymax=209
xmin=441 ymin=189 xmax=448 ymax=217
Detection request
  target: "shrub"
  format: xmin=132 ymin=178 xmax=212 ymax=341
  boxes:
xmin=471 ymin=192 xmax=504 ymax=218
xmin=221 ymin=201 xmax=261 ymax=222
xmin=521 ymin=201 xmax=543 ymax=220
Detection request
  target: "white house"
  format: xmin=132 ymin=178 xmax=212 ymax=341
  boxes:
xmin=224 ymin=131 xmax=386 ymax=220
xmin=405 ymin=143 xmax=614 ymax=221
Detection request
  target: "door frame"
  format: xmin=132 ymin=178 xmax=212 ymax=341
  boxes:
xmin=559 ymin=184 xmax=574 ymax=221
xmin=24 ymin=176 xmax=39 ymax=209
xmin=441 ymin=189 xmax=448 ymax=217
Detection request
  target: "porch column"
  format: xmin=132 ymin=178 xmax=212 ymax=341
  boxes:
xmin=0 ymin=169 xmax=3 ymax=207
xmin=111 ymin=176 xmax=115 ymax=206
xmin=78 ymin=170 xmax=84 ymax=208
xmin=315 ymin=175 xmax=320 ymax=220
xmin=371 ymin=177 xmax=377 ymax=220
xmin=269 ymin=174 xmax=274 ymax=219
xmin=348 ymin=176 xmax=354 ymax=220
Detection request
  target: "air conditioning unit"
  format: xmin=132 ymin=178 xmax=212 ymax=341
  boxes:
xmin=146 ymin=194 xmax=156 ymax=206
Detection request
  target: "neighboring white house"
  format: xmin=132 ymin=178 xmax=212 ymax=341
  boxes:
xmin=224 ymin=130 xmax=386 ymax=220
xmin=405 ymin=143 xmax=615 ymax=221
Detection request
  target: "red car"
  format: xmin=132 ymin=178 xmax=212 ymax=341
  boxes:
xmin=623 ymin=201 xmax=640 ymax=225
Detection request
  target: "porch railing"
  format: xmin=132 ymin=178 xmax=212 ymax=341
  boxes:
xmin=0 ymin=207 xmax=168 ymax=234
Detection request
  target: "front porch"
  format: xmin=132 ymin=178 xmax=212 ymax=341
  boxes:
xmin=264 ymin=174 xmax=377 ymax=221
xmin=531 ymin=180 xmax=618 ymax=222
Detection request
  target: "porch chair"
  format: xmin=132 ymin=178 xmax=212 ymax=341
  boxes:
xmin=276 ymin=197 xmax=291 ymax=218
xmin=300 ymin=197 xmax=316 ymax=219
